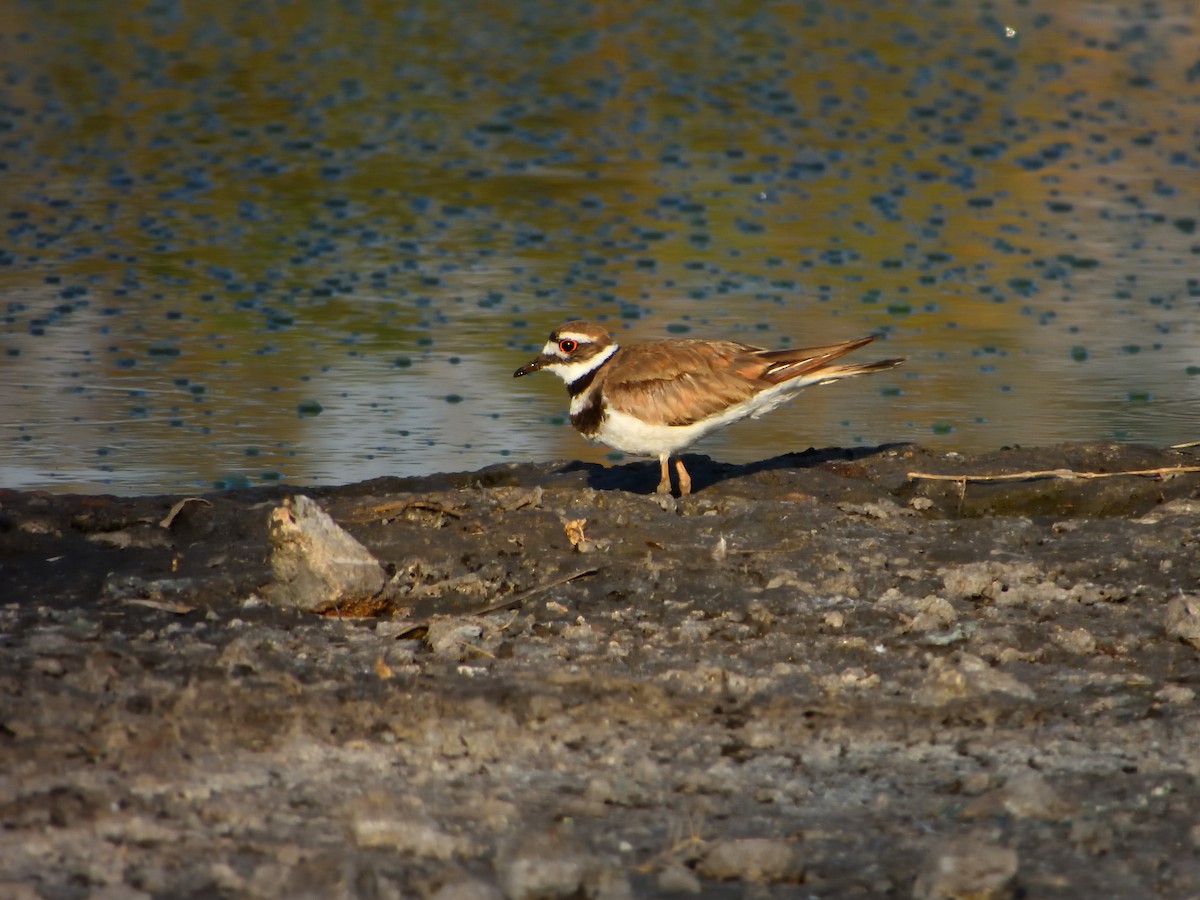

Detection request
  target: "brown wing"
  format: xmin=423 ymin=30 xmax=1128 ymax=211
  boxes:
xmin=602 ymin=336 xmax=889 ymax=427
xmin=599 ymin=341 xmax=760 ymax=426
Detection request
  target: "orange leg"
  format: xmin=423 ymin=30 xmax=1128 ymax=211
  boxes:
xmin=674 ymin=458 xmax=692 ymax=496
xmin=656 ymin=455 xmax=673 ymax=494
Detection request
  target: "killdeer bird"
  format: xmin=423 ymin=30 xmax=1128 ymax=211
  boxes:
xmin=515 ymin=320 xmax=904 ymax=496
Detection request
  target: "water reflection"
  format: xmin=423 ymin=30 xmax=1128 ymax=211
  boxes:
xmin=0 ymin=1 xmax=1196 ymax=493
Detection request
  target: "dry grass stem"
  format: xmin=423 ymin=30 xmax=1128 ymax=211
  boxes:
xmin=908 ymin=465 xmax=1200 ymax=484
xmin=159 ymin=497 xmax=211 ymax=528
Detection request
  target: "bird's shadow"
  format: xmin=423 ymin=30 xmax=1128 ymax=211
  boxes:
xmin=559 ymin=443 xmax=909 ymax=495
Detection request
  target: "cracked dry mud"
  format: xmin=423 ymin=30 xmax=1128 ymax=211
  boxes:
xmin=2 ymin=442 xmax=1200 ymax=899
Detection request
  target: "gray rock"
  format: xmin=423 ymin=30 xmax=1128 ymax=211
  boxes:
xmin=266 ymin=494 xmax=386 ymax=613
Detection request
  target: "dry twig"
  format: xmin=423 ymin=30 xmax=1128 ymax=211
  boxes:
xmin=159 ymin=497 xmax=211 ymax=529
xmin=908 ymin=465 xmax=1200 ymax=484
xmin=469 ymin=566 xmax=601 ymax=617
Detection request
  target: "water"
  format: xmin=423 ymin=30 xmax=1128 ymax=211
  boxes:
xmin=1 ymin=0 xmax=1197 ymax=494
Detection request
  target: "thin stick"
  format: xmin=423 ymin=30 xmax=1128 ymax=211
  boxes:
xmin=908 ymin=465 xmax=1200 ymax=483
xmin=470 ymin=567 xmax=601 ymax=617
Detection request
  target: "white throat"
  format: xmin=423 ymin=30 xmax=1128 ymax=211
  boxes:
xmin=545 ymin=341 xmax=618 ymax=385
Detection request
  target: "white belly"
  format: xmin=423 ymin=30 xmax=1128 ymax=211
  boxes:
xmin=587 ymin=377 xmax=821 ymax=457
xmin=590 ymin=408 xmax=724 ymax=456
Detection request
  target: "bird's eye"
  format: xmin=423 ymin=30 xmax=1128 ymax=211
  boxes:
xmin=558 ymin=339 xmax=578 ymax=354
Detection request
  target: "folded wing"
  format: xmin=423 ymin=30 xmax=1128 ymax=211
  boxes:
xmin=603 ymin=336 xmax=900 ymax=427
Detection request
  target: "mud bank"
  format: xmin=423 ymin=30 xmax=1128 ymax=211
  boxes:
xmin=2 ymin=442 xmax=1200 ymax=899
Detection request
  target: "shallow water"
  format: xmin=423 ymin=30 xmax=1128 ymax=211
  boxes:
xmin=1 ymin=0 xmax=1197 ymax=494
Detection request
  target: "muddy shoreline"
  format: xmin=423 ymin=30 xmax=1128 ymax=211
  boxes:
xmin=3 ymin=442 xmax=1200 ymax=898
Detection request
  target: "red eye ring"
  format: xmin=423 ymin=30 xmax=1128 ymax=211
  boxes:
xmin=558 ymin=338 xmax=578 ymax=353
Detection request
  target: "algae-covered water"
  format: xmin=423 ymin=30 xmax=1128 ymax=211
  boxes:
xmin=1 ymin=0 xmax=1197 ymax=493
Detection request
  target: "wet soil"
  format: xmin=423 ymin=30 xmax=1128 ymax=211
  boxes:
xmin=2 ymin=442 xmax=1200 ymax=899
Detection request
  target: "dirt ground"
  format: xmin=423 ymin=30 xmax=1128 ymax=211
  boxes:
xmin=2 ymin=441 xmax=1200 ymax=899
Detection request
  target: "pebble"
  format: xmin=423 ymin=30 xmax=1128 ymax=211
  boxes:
xmin=1155 ymin=683 xmax=1195 ymax=705
xmin=426 ymin=618 xmax=485 ymax=660
xmin=1050 ymin=625 xmax=1097 ymax=655
xmin=913 ymin=836 xmax=1018 ymax=900
xmin=350 ymin=799 xmax=467 ymax=859
xmin=1164 ymin=594 xmax=1200 ymax=648
xmin=965 ymin=770 xmax=1075 ymax=820
xmin=496 ymin=827 xmax=594 ymax=900
xmin=32 ymin=657 xmax=65 ymax=677
xmin=697 ymin=838 xmax=803 ymax=883
xmin=914 ymin=653 xmax=1035 ymax=705
xmin=656 ymin=862 xmax=701 ymax=894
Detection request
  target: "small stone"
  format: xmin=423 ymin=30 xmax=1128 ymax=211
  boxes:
xmin=1051 ymin=626 xmax=1096 ymax=655
xmin=588 ymin=867 xmax=633 ymax=900
xmin=838 ymin=667 xmax=880 ymax=689
xmin=349 ymin=800 xmax=467 ymax=859
xmin=497 ymin=826 xmax=591 ymax=900
xmin=1165 ymin=595 xmax=1200 ymax=648
xmin=905 ymin=595 xmax=959 ymax=632
xmin=1155 ymin=683 xmax=1196 ymax=705
xmin=968 ymin=770 xmax=1074 ymax=820
xmin=657 ymin=862 xmax=701 ymax=894
xmin=941 ymin=561 xmax=1042 ymax=604
xmin=958 ymin=772 xmax=993 ymax=796
xmin=914 ymin=653 xmax=1035 ymax=706
xmin=584 ymin=776 xmax=617 ymax=804
xmin=698 ymin=838 xmax=803 ymax=883
xmin=500 ymin=856 xmax=585 ymax=900
xmin=32 ymin=657 xmax=65 ymax=677
xmin=942 ymin=563 xmax=1001 ymax=600
xmin=837 ymin=499 xmax=911 ymax=519
xmin=426 ymin=618 xmax=484 ymax=660
xmin=913 ymin=836 xmax=1018 ymax=900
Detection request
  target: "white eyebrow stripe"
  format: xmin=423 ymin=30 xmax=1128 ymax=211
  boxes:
xmin=554 ymin=331 xmax=594 ymax=345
